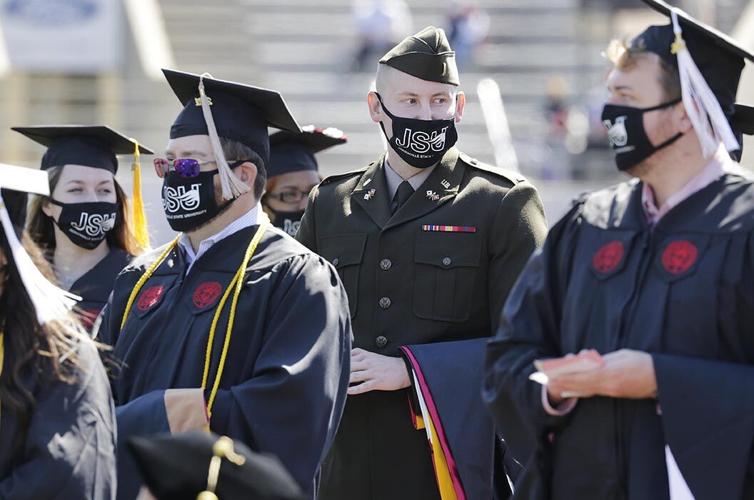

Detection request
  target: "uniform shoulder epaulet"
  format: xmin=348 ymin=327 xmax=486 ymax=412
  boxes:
xmin=320 ymin=166 xmax=369 ymax=186
xmin=459 ymin=152 xmax=527 ymax=184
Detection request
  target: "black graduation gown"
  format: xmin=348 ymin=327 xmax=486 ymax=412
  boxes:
xmin=483 ymin=173 xmax=754 ymax=500
xmin=0 ymin=338 xmax=117 ymax=499
xmin=70 ymin=248 xmax=130 ymax=331
xmin=98 ymin=226 xmax=351 ymax=500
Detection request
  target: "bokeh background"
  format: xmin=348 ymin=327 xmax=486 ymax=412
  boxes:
xmin=0 ymin=0 xmax=752 ymax=245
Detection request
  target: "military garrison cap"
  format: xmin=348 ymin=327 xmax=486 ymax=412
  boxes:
xmin=379 ymin=26 xmax=460 ymax=85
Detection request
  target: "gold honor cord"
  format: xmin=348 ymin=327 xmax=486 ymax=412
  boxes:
xmin=203 ymin=219 xmax=268 ymax=416
xmin=197 ymin=436 xmax=247 ymax=500
xmin=118 ymin=221 xmax=270 ymax=417
xmin=119 ymin=236 xmax=181 ymax=332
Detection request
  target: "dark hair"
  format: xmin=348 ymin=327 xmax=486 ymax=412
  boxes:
xmin=27 ymin=166 xmax=143 ymax=256
xmin=219 ymin=138 xmax=266 ymax=199
xmin=0 ymin=228 xmax=83 ymax=451
xmin=606 ymin=39 xmax=682 ymax=100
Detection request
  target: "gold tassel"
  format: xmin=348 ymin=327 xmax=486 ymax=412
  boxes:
xmin=131 ymin=140 xmax=151 ymax=252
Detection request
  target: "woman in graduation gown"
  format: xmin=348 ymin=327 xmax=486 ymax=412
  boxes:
xmin=0 ymin=167 xmax=116 ymax=499
xmin=16 ymin=126 xmax=154 ymax=330
xmin=262 ymin=126 xmax=346 ymax=237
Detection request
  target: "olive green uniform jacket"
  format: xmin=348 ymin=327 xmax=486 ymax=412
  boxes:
xmin=296 ymin=148 xmax=548 ymax=499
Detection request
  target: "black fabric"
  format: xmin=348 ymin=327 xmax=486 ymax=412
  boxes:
xmin=269 ymin=209 xmax=306 ymax=237
xmin=0 ymin=340 xmax=116 ymax=499
xmin=632 ymin=0 xmax=754 ymax=136
xmin=402 ymin=339 xmax=513 ymax=499
xmin=391 ymin=181 xmax=414 ymax=215
xmin=377 ymin=94 xmax=459 ymax=169
xmin=98 ymin=227 xmax=351 ymax=499
xmin=71 ymin=248 xmax=131 ymax=331
xmin=49 ymin=200 xmax=118 ymax=250
xmin=129 ymin=431 xmax=304 ymax=500
xmin=161 ymin=170 xmax=227 ymax=232
xmin=601 ymin=99 xmax=684 ymax=171
xmin=483 ymin=173 xmax=754 ymax=499
xmin=12 ymin=125 xmax=154 ymax=174
xmin=1 ymin=188 xmax=27 ymax=236
xmin=269 ymin=127 xmax=346 ymax=178
xmin=163 ymin=69 xmax=301 ymax=169
xmin=379 ymin=26 xmax=460 ymax=85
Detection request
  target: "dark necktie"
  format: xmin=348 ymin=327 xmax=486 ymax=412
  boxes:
xmin=391 ymin=180 xmax=414 ymax=214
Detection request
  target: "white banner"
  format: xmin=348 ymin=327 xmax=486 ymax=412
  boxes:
xmin=0 ymin=0 xmax=122 ymax=72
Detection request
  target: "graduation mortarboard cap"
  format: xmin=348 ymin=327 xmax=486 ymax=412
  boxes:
xmin=11 ymin=125 xmax=155 ymax=250
xmin=0 ymin=163 xmax=79 ymax=324
xmin=163 ymin=69 xmax=300 ymax=169
xmin=128 ymin=432 xmax=305 ymax=500
xmin=631 ymin=0 xmax=754 ymax=156
xmin=379 ymin=26 xmax=460 ymax=86
xmin=11 ymin=125 xmax=154 ymax=174
xmin=0 ymin=163 xmax=49 ymax=232
xmin=268 ymin=125 xmax=347 ymax=178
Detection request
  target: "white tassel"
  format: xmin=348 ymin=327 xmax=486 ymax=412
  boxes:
xmin=0 ymin=191 xmax=79 ymax=325
xmin=198 ymin=73 xmax=251 ymax=201
xmin=671 ymin=10 xmax=740 ymax=158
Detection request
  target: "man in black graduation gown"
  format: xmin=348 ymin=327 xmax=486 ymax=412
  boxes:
xmin=483 ymin=1 xmax=754 ymax=499
xmin=297 ymin=27 xmax=547 ymax=499
xmin=98 ymin=70 xmax=352 ymax=500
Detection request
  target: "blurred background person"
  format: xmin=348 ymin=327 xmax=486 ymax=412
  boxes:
xmin=0 ymin=164 xmax=116 ymax=499
xmin=446 ymin=0 xmax=490 ymax=69
xmin=263 ymin=125 xmax=347 ymax=236
xmin=351 ymin=0 xmax=412 ymax=72
xmin=17 ymin=126 xmax=153 ymax=331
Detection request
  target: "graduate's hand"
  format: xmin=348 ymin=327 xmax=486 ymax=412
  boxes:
xmin=348 ymin=348 xmax=411 ymax=395
xmin=547 ymin=349 xmax=657 ymax=400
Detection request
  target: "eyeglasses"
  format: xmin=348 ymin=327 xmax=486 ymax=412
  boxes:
xmin=267 ymin=187 xmax=314 ymax=205
xmin=153 ymin=158 xmax=251 ymax=178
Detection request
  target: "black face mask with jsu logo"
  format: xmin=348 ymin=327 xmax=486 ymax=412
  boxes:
xmin=376 ymin=93 xmax=459 ymax=169
xmin=161 ymin=169 xmax=234 ymax=233
xmin=49 ymin=200 xmax=118 ymax=250
xmin=601 ymin=98 xmax=683 ymax=171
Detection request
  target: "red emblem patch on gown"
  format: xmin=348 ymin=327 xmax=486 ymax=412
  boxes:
xmin=662 ymin=240 xmax=698 ymax=275
xmin=592 ymin=240 xmax=625 ymax=274
xmin=192 ymin=281 xmax=223 ymax=309
xmin=137 ymin=285 xmax=165 ymax=312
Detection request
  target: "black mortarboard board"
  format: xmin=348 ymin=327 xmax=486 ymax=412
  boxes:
xmin=128 ymin=432 xmax=304 ymax=500
xmin=0 ymin=163 xmax=49 ymax=233
xmin=11 ymin=125 xmax=154 ymax=174
xmin=163 ymin=69 xmax=301 ymax=169
xmin=633 ymin=0 xmax=754 ymax=136
xmin=268 ymin=125 xmax=347 ymax=178
xmin=379 ymin=26 xmax=460 ymax=86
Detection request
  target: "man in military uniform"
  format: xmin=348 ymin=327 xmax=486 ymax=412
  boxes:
xmin=297 ymin=26 xmax=548 ymax=499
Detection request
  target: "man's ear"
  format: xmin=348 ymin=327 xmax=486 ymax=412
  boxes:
xmin=674 ymin=101 xmax=694 ymax=134
xmin=367 ymin=91 xmax=383 ymax=123
xmin=234 ymin=162 xmax=258 ymax=189
xmin=454 ymin=91 xmax=466 ymax=123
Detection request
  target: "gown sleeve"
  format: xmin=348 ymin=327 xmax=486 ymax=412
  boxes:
xmin=0 ymin=340 xmax=117 ymax=500
xmin=209 ymin=253 xmax=352 ymax=496
xmin=482 ymin=203 xmax=582 ymax=463
xmin=652 ymin=230 xmax=754 ymax=499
